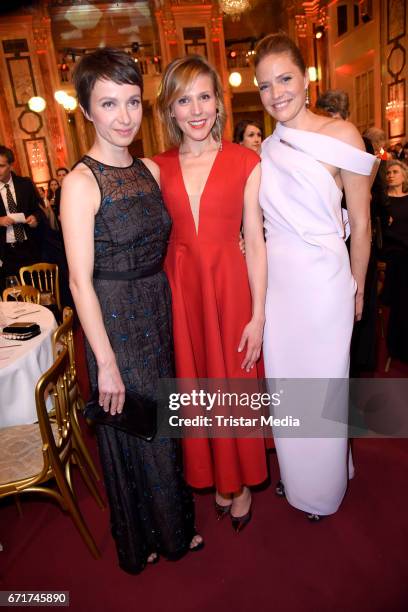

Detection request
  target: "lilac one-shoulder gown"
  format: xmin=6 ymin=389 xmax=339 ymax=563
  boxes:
xmin=260 ymin=123 xmax=376 ymax=515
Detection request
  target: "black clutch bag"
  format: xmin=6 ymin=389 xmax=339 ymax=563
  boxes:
xmin=84 ymin=389 xmax=157 ymax=441
xmin=2 ymin=322 xmax=41 ymax=340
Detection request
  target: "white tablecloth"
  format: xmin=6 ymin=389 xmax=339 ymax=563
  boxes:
xmin=0 ymin=303 xmax=57 ymax=428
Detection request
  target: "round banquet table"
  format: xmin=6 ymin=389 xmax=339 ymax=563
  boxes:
xmin=0 ymin=302 xmax=57 ymax=428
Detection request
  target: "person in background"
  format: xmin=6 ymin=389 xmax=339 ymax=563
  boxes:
xmin=364 ymin=127 xmax=388 ymax=160
xmin=391 ymin=142 xmax=404 ymax=161
xmin=36 ymin=183 xmax=58 ymax=232
xmin=0 ymin=145 xmax=42 ymax=287
xmin=316 ymin=89 xmax=350 ymax=120
xmin=233 ymin=119 xmax=263 ymax=154
xmin=38 ymin=185 xmax=46 ymax=201
xmin=46 ymin=178 xmax=59 ymax=209
xmin=35 ymin=178 xmax=71 ymax=308
xmin=382 ymin=159 xmax=408 ymax=364
xmin=54 ymin=167 xmax=70 ymax=219
xmin=402 ymin=143 xmax=408 ymax=163
xmin=56 ymin=167 xmax=69 ymax=185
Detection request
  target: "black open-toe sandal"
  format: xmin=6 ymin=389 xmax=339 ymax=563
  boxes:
xmin=189 ymin=535 xmax=205 ymax=553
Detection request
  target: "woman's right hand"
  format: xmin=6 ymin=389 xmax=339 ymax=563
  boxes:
xmin=97 ymin=361 xmax=126 ymax=415
xmin=355 ymin=292 xmax=364 ymax=322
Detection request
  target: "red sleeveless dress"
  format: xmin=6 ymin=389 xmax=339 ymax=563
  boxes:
xmin=154 ymin=141 xmax=268 ymax=493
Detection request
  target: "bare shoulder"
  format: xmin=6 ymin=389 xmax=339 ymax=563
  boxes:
xmin=141 ymin=158 xmax=160 ymax=185
xmin=61 ymin=162 xmax=99 ymax=213
xmin=63 ymin=162 xmax=95 ymax=189
xmin=319 ymin=119 xmax=365 ymax=151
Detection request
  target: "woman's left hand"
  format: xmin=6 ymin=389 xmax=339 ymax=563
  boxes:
xmin=238 ymin=232 xmax=246 ymax=256
xmin=355 ymin=293 xmax=364 ymax=321
xmin=238 ymin=318 xmax=264 ymax=372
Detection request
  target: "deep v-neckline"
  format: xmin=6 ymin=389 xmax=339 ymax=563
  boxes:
xmin=177 ymin=146 xmax=221 ymax=235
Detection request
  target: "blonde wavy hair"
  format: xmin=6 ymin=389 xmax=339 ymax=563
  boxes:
xmin=156 ymin=55 xmax=226 ymax=148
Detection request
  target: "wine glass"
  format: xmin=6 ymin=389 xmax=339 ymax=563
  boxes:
xmin=5 ymin=275 xmax=21 ymax=300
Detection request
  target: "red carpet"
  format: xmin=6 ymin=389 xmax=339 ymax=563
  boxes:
xmin=1 ymin=317 xmax=408 ymax=611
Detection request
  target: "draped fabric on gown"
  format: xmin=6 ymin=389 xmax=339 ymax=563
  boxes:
xmin=260 ymin=124 xmax=376 ymax=515
xmin=79 ymin=155 xmax=195 ymax=573
xmin=154 ymin=141 xmax=268 ymax=494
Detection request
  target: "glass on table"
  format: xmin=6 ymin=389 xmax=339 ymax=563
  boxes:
xmin=4 ymin=276 xmax=21 ymax=300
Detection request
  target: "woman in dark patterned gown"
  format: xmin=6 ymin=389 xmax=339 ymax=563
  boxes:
xmin=60 ymin=48 xmax=202 ymax=574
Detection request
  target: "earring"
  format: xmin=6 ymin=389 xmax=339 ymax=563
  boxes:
xmin=215 ymin=111 xmax=223 ymax=151
xmin=305 ymin=88 xmax=310 ymax=107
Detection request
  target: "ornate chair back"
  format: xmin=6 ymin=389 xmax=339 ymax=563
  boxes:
xmin=2 ymin=285 xmax=41 ymax=304
xmin=19 ymin=263 xmax=61 ymax=315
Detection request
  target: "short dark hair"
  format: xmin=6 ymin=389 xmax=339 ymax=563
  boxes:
xmin=254 ymin=33 xmax=306 ymax=74
xmin=73 ymin=48 xmax=144 ymax=114
xmin=0 ymin=145 xmax=14 ymax=164
xmin=233 ymin=119 xmax=263 ymax=144
xmin=316 ymin=90 xmax=350 ymax=120
xmin=56 ymin=167 xmax=69 ymax=175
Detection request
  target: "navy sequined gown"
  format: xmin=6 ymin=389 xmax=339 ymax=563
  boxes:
xmin=80 ymin=155 xmax=196 ymax=574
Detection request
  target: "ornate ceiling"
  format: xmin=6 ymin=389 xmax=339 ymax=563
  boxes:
xmin=0 ymin=0 xmax=286 ymax=54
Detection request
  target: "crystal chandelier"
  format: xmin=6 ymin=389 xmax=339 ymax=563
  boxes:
xmin=219 ymin=0 xmax=251 ymax=19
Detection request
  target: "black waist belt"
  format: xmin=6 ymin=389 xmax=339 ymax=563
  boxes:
xmin=93 ymin=261 xmax=163 ymax=281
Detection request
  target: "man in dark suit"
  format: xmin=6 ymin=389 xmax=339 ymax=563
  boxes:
xmin=0 ymin=145 xmax=42 ymax=286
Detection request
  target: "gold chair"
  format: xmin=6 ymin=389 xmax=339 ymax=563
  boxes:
xmin=19 ymin=263 xmax=62 ymax=316
xmin=52 ymin=307 xmax=101 ymax=484
xmin=0 ymin=348 xmax=101 ymax=559
xmin=2 ymin=285 xmax=41 ymax=304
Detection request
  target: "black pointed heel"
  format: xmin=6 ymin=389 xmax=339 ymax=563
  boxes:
xmin=215 ymin=501 xmax=232 ymax=520
xmin=231 ymin=507 xmax=252 ymax=533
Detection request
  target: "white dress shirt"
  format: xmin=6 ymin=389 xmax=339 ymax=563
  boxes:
xmin=0 ymin=175 xmax=27 ymax=243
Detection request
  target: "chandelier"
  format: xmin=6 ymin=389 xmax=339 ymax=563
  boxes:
xmin=219 ymin=0 xmax=251 ymax=20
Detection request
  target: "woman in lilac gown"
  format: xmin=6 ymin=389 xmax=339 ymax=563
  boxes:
xmin=255 ymin=34 xmax=377 ymax=519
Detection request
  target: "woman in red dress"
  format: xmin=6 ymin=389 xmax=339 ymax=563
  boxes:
xmin=154 ymin=55 xmax=267 ymax=531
